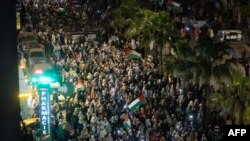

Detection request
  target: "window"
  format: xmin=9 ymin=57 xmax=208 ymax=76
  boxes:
xmin=30 ymin=51 xmax=44 ymax=58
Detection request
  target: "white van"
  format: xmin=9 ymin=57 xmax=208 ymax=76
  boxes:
xmin=216 ymin=30 xmax=242 ymax=42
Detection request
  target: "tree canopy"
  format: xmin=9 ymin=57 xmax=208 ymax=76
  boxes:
xmin=164 ymin=29 xmax=236 ymax=85
xmin=208 ymin=70 xmax=250 ymax=124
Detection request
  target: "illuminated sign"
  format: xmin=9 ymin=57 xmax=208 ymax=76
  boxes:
xmin=38 ymin=84 xmax=51 ymax=141
xmin=16 ymin=12 xmax=21 ymax=30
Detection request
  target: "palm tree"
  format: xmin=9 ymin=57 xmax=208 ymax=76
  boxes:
xmin=207 ymin=70 xmax=250 ymax=124
xmin=164 ymin=27 xmax=236 ymax=87
xmin=239 ymin=49 xmax=250 ymax=77
xmin=164 ymin=38 xmax=195 ymax=83
xmin=231 ymin=70 xmax=250 ymax=124
xmin=125 ymin=9 xmax=178 ymax=73
xmin=110 ymin=0 xmax=140 ymax=33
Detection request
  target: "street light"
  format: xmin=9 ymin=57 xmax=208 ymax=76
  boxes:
xmin=39 ymin=76 xmax=53 ymax=84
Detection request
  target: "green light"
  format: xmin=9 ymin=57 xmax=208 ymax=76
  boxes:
xmin=31 ymin=73 xmax=56 ymax=84
xmin=32 ymin=77 xmax=37 ymax=83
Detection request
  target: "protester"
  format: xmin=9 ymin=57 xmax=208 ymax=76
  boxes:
xmin=18 ymin=1 xmax=227 ymax=140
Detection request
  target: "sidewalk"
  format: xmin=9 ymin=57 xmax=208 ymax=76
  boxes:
xmin=19 ymin=67 xmax=33 ymax=119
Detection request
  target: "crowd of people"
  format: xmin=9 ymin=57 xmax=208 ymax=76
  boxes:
xmin=17 ymin=0 xmax=231 ymax=141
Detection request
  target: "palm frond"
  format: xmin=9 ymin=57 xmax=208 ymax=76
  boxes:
xmin=213 ymin=63 xmax=234 ymax=81
xmin=243 ymin=107 xmax=250 ymax=124
xmin=232 ymin=70 xmax=244 ymax=85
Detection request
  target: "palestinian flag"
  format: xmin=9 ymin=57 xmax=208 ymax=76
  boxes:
xmin=126 ymin=49 xmax=142 ymax=59
xmin=58 ymin=7 xmax=64 ymax=12
xmin=41 ymin=135 xmax=51 ymax=140
xmin=166 ymin=0 xmax=181 ymax=6
xmin=123 ymin=113 xmax=131 ymax=131
xmin=128 ymin=94 xmax=145 ymax=111
xmin=172 ymin=1 xmax=181 ymax=7
xmin=74 ymin=79 xmax=85 ymax=91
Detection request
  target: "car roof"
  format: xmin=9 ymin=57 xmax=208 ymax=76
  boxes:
xmin=218 ymin=30 xmax=242 ymax=34
xmin=29 ymin=48 xmax=44 ymax=52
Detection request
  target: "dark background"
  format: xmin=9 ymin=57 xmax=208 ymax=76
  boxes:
xmin=0 ymin=0 xmax=21 ymax=140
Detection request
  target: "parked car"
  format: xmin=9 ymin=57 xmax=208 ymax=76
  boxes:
xmin=216 ymin=30 xmax=243 ymax=42
xmin=28 ymin=48 xmax=46 ymax=68
xmin=21 ymin=32 xmax=37 ymax=51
